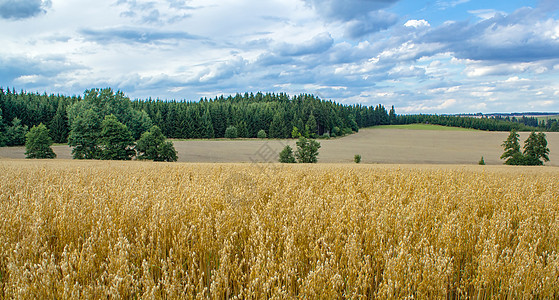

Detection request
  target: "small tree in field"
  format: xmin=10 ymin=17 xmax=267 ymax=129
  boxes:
xmin=279 ymin=145 xmax=296 ymax=163
xmin=501 ymin=130 xmax=550 ymax=166
xmin=478 ymin=156 xmax=485 ymax=165
xmin=25 ymin=123 xmax=56 ymax=159
xmin=501 ymin=129 xmax=523 ymax=165
xmin=295 ymin=137 xmax=321 ymax=163
xmin=523 ymin=132 xmax=549 ymax=165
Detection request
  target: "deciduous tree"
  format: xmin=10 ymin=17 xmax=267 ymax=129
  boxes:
xmin=136 ymin=125 xmax=177 ymax=162
xmin=295 ymin=137 xmax=321 ymax=163
xmin=99 ymin=114 xmax=136 ymax=160
xmin=68 ymin=107 xmax=101 ymax=159
xmin=25 ymin=123 xmax=56 ymax=159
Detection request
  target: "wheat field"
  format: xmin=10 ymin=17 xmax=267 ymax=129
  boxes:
xmin=0 ymin=160 xmax=558 ymax=298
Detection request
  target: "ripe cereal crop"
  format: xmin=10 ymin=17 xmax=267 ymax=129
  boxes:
xmin=0 ymin=160 xmax=558 ymax=298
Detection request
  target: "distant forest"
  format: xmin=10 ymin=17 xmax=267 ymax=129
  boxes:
xmin=0 ymin=87 xmax=556 ymax=147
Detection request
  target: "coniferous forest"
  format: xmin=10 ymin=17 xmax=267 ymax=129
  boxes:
xmin=0 ymin=87 xmax=556 ymax=148
xmin=0 ymin=88 xmax=393 ymax=146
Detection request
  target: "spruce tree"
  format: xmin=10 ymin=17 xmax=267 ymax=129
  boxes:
xmin=199 ymin=108 xmax=215 ymax=138
xmin=306 ymin=114 xmax=318 ymax=138
xmin=523 ymin=132 xmax=550 ymax=165
xmin=5 ymin=117 xmax=28 ymax=146
xmin=501 ymin=129 xmax=523 ymax=165
xmin=279 ymin=145 xmax=296 ymax=163
xmin=269 ymin=112 xmax=286 ymax=138
xmin=49 ymin=102 xmax=69 ymax=143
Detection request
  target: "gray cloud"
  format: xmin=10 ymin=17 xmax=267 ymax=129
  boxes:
xmin=0 ymin=55 xmax=80 ymax=83
xmin=304 ymin=0 xmax=400 ymax=38
xmin=344 ymin=10 xmax=398 ymax=38
xmin=276 ymin=33 xmax=334 ymax=56
xmin=79 ymin=27 xmax=204 ymax=44
xmin=116 ymin=0 xmax=194 ymax=24
xmin=0 ymin=0 xmax=51 ymax=20
xmin=304 ymin=0 xmax=399 ymax=21
xmin=423 ymin=7 xmax=559 ymax=62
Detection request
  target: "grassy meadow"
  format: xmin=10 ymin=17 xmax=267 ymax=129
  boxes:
xmin=1 ymin=160 xmax=558 ymax=298
xmin=372 ymin=124 xmax=480 ymax=131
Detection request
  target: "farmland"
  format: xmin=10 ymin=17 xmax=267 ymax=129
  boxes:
xmin=0 ymin=160 xmax=558 ymax=298
xmin=1 ymin=126 xmax=559 ymax=165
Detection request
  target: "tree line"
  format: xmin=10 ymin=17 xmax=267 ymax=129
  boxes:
xmin=1 ymin=87 xmax=556 ymax=152
xmin=130 ymin=93 xmax=395 ymax=139
xmin=394 ymin=114 xmax=554 ymax=132
xmin=0 ymin=88 xmax=394 ymax=147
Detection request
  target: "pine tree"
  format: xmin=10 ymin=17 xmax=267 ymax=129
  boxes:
xmin=25 ymin=123 xmax=56 ymax=159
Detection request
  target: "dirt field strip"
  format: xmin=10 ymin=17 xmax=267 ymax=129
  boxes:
xmin=1 ymin=127 xmax=558 ymax=165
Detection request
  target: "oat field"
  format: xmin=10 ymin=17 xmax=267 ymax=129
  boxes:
xmin=1 ymin=160 xmax=558 ymax=298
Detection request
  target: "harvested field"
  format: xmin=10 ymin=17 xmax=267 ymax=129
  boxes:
xmin=1 ymin=127 xmax=558 ymax=165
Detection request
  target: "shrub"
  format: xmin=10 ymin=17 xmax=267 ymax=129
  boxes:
xmin=342 ymin=127 xmax=353 ymax=135
xmin=332 ymin=126 xmax=341 ymax=137
xmin=225 ymin=126 xmax=238 ymax=139
xmin=354 ymin=154 xmax=361 ymax=163
xmin=478 ymin=156 xmax=485 ymax=165
xmin=257 ymin=129 xmax=267 ymax=139
xmin=291 ymin=126 xmax=302 ymax=138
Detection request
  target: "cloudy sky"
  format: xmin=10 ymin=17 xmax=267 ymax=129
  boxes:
xmin=1 ymin=0 xmax=559 ymax=113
